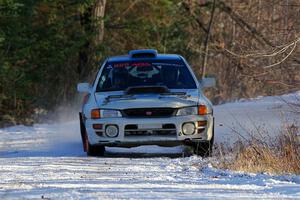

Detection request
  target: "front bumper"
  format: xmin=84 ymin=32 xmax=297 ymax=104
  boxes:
xmin=85 ymin=114 xmax=213 ymax=147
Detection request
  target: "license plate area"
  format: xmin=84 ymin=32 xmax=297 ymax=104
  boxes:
xmin=124 ymin=123 xmax=176 ymax=136
xmin=138 ymin=124 xmax=162 ymax=129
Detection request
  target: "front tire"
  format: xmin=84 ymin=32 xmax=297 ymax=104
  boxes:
xmin=87 ymin=143 xmax=105 ymax=156
xmin=191 ymin=139 xmax=213 ymax=157
xmin=79 ymin=112 xmax=106 ymax=156
xmin=192 ymin=121 xmax=214 ymax=157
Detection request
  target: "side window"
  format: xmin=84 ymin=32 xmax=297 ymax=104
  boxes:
xmin=96 ymin=67 xmax=113 ymax=91
xmin=98 ymin=74 xmax=107 ymax=88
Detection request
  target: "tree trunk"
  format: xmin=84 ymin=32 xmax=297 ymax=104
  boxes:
xmin=78 ymin=0 xmax=107 ymax=78
xmin=201 ymin=0 xmax=216 ymax=78
xmin=93 ymin=0 xmax=106 ymax=47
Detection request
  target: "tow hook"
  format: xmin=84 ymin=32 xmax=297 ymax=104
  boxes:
xmin=183 ymin=138 xmax=192 ymax=145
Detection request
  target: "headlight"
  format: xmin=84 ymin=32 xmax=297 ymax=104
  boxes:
xmin=176 ymin=107 xmax=198 ymax=116
xmin=101 ymin=109 xmax=122 ymax=118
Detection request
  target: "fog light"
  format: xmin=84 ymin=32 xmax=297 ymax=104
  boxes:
xmin=105 ymin=125 xmax=118 ymax=137
xmin=182 ymin=122 xmax=195 ymax=135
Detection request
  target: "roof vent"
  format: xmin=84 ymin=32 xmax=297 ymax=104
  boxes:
xmin=128 ymin=49 xmax=158 ymax=58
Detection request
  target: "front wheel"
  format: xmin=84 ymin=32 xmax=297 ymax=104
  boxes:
xmin=87 ymin=143 xmax=105 ymax=156
xmin=191 ymin=122 xmax=214 ymax=157
xmin=191 ymin=139 xmax=213 ymax=157
xmin=79 ymin=113 xmax=106 ymax=156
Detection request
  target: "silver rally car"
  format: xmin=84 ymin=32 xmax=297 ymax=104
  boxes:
xmin=77 ymin=49 xmax=216 ymax=156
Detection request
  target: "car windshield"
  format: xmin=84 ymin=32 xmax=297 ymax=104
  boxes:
xmin=96 ymin=59 xmax=197 ymax=92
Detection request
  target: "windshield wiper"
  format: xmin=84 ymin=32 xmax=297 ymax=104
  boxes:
xmin=160 ymin=92 xmax=187 ymax=96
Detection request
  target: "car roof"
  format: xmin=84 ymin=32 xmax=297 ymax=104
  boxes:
xmin=107 ymin=49 xmax=182 ymax=63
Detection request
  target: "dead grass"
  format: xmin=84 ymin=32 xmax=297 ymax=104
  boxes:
xmin=215 ymin=124 xmax=300 ymax=175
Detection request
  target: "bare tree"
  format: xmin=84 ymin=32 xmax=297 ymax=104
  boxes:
xmin=78 ymin=0 xmax=107 ymax=78
xmin=201 ymin=0 xmax=216 ymax=78
xmin=93 ymin=0 xmax=107 ymax=47
xmin=223 ymin=37 xmax=300 ymax=69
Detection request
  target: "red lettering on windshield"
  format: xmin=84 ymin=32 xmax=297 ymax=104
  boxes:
xmin=114 ymin=63 xmax=129 ymax=68
xmin=132 ymin=63 xmax=151 ymax=67
xmin=113 ymin=62 xmax=151 ymax=68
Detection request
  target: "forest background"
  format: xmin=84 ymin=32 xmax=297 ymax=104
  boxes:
xmin=1 ymin=0 xmax=299 ymax=125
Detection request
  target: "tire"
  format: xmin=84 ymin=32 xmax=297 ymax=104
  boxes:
xmin=79 ymin=112 xmax=106 ymax=156
xmin=192 ymin=120 xmax=214 ymax=157
xmin=79 ymin=112 xmax=88 ymax=152
xmin=192 ymin=139 xmax=213 ymax=157
xmin=87 ymin=143 xmax=105 ymax=157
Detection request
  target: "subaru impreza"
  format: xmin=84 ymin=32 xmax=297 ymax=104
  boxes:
xmin=77 ymin=49 xmax=215 ymax=156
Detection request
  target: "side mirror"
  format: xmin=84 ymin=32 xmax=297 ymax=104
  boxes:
xmin=77 ymin=83 xmax=91 ymax=93
xmin=200 ymin=77 xmax=216 ymax=88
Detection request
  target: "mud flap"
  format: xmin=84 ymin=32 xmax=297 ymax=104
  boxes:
xmin=79 ymin=112 xmax=88 ymax=152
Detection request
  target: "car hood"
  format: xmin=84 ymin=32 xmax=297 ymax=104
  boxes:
xmin=94 ymin=89 xmax=199 ymax=110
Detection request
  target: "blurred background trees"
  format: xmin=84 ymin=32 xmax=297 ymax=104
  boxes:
xmin=0 ymin=0 xmax=299 ymax=125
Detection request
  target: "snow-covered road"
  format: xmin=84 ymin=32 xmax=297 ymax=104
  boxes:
xmin=1 ymin=156 xmax=300 ymax=199
xmin=0 ymin=93 xmax=299 ymax=199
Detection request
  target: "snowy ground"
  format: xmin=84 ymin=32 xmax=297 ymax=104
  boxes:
xmin=0 ymin=92 xmax=299 ymax=199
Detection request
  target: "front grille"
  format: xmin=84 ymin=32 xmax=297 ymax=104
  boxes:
xmin=124 ymin=124 xmax=176 ymax=137
xmin=122 ymin=108 xmax=176 ymax=118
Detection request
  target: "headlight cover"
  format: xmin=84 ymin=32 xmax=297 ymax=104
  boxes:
xmin=101 ymin=109 xmax=122 ymax=118
xmin=176 ymin=106 xmax=198 ymax=116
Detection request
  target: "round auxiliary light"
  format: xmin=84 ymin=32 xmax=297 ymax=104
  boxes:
xmin=182 ymin=122 xmax=196 ymax=135
xmin=105 ymin=125 xmax=119 ymax=137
